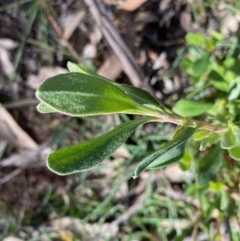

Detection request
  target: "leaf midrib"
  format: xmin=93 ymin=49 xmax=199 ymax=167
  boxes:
xmin=38 ymin=91 xmax=153 ymax=112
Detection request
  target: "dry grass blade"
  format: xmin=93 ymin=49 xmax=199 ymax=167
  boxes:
xmin=39 ymin=0 xmax=83 ymax=64
xmin=119 ymin=0 xmax=147 ymax=11
xmin=0 ymin=146 xmax=51 ymax=184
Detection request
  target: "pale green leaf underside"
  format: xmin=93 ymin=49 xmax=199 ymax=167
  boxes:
xmin=37 ymin=102 xmax=57 ymax=113
xmin=36 ymin=73 xmax=159 ymax=117
xmin=47 ymin=117 xmax=158 ymax=175
xmin=133 ymin=127 xmax=195 ymax=178
xmin=67 ymin=62 xmax=94 ymax=75
xmin=229 ymin=145 xmax=240 ymax=161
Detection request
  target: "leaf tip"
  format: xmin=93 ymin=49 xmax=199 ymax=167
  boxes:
xmin=46 ymin=152 xmax=69 ymax=176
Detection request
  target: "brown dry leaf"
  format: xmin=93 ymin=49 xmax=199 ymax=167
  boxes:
xmin=153 ymin=52 xmax=167 ymax=70
xmin=119 ymin=0 xmax=147 ymax=11
xmin=159 ymin=0 xmax=172 ymax=12
xmin=221 ymin=15 xmax=240 ymax=37
xmin=112 ymin=146 xmax=130 ymax=159
xmin=0 ymin=104 xmax=38 ymax=150
xmin=0 ymin=45 xmax=14 ymax=77
xmin=148 ymin=49 xmax=158 ymax=62
xmin=231 ymin=192 xmax=240 ymax=202
xmin=97 ymin=54 xmax=122 ymax=80
xmin=180 ymin=11 xmax=192 ymax=32
xmin=61 ymin=10 xmax=86 ymax=41
xmin=0 ymin=38 xmax=18 ymax=50
xmin=163 ymin=164 xmax=193 ymax=183
xmin=27 ymin=66 xmax=68 ymax=89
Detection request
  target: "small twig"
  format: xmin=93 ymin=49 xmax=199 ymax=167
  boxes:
xmin=0 ymin=146 xmax=51 ymax=185
xmin=0 ymin=104 xmax=38 ymax=149
xmin=39 ymin=0 xmax=83 ymax=64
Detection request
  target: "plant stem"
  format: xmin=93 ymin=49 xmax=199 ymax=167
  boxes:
xmin=151 ymin=112 xmax=227 ymax=133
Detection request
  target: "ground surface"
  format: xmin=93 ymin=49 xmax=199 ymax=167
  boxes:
xmin=0 ymin=0 xmax=240 ymax=241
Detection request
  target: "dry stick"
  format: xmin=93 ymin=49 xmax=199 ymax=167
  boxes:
xmin=0 ymin=161 xmax=31 ymax=185
xmin=0 ymin=104 xmax=38 ymax=149
xmin=63 ymin=10 xmax=86 ymax=41
xmin=39 ymin=0 xmax=83 ymax=64
xmin=84 ymin=0 xmax=152 ymax=92
xmin=0 ymin=146 xmax=49 ymax=184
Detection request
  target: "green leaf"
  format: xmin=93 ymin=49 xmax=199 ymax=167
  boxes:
xmin=199 ymin=133 xmax=220 ymax=151
xmin=47 ymin=117 xmax=158 ymax=175
xmin=180 ymin=149 xmax=194 ymax=171
xmin=172 ymin=99 xmax=213 ymax=117
xmin=210 ymin=80 xmax=229 ymax=92
xmin=197 ymin=145 xmax=223 ymax=185
xmin=186 ymin=33 xmax=206 ymax=47
xmin=36 ymin=73 xmax=159 ymax=117
xmin=133 ymin=127 xmax=195 ymax=178
xmin=67 ymin=62 xmax=166 ymax=112
xmin=220 ymin=128 xmax=236 ymax=149
xmin=191 ymin=53 xmax=210 ymax=77
xmin=229 ymin=145 xmax=240 ymax=161
xmin=180 ymin=58 xmax=194 ymax=76
xmin=209 ymin=181 xmax=225 ymax=191
xmin=209 ymin=30 xmax=223 ymax=41
xmin=194 ymin=129 xmax=210 ymax=141
xmin=228 ymin=77 xmax=240 ymax=101
xmin=209 ymin=70 xmax=229 ymax=92
xmin=220 ymin=190 xmax=230 ymax=211
xmin=117 ymin=85 xmax=160 ymax=107
xmin=37 ymin=102 xmax=57 ymax=113
xmin=227 ymin=56 xmax=240 ymax=76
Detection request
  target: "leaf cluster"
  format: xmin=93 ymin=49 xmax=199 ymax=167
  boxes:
xmin=36 ymin=32 xmax=240 ymax=221
xmin=36 ymin=62 xmax=196 ymax=177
